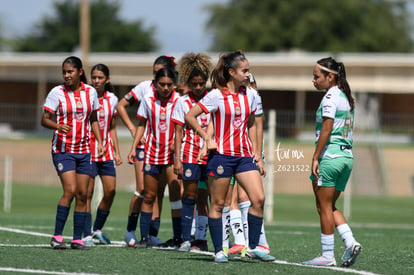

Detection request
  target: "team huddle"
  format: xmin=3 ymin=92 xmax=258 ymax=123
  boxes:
xmin=41 ymin=52 xmax=362 ymax=266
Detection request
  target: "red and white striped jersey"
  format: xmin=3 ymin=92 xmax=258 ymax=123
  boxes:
xmin=137 ymin=87 xmax=180 ymax=164
xmin=198 ymin=86 xmax=257 ymax=157
xmin=172 ymin=91 xmax=210 ymax=164
xmin=252 ymin=89 xmax=263 ymax=116
xmin=124 ymin=80 xmax=152 ymax=150
xmin=43 ymin=82 xmax=99 ymax=154
xmin=90 ymin=91 xmax=118 ymax=162
xmin=124 ymin=80 xmax=152 ymax=103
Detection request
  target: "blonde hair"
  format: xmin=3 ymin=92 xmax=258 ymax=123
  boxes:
xmin=178 ymin=53 xmax=212 ymax=84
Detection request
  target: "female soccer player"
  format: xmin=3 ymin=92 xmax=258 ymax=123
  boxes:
xmin=302 ymin=57 xmax=362 ymax=267
xmin=82 ymin=64 xmax=122 ymax=246
xmin=185 ymin=51 xmax=275 ymax=263
xmin=127 ymin=67 xmax=182 ymax=248
xmin=42 ymin=56 xmax=104 ymax=250
xmin=117 ymin=55 xmax=176 ymax=246
xmin=228 ymin=73 xmax=270 ymax=256
xmin=171 ymin=52 xmax=212 ymax=251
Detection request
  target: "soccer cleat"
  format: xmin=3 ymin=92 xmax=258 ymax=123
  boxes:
xmin=178 ymin=241 xmax=191 ymax=252
xmin=135 ymin=237 xmax=148 ymax=249
xmin=302 ymin=255 xmax=336 ymax=266
xmin=258 ymin=244 xmax=270 ymax=255
xmin=190 ymin=239 xmax=208 ymax=252
xmin=124 ymin=231 xmax=138 ymax=247
xmin=50 ymin=235 xmax=66 ymax=250
xmin=93 ymin=230 xmax=111 ymax=245
xmin=246 ymin=247 xmax=276 ymax=262
xmin=148 ymin=235 xmax=163 ymax=247
xmin=214 ymin=250 xmax=228 ymax=263
xmin=161 ymin=238 xmax=183 ymax=249
xmin=229 ymin=244 xmax=246 ymax=255
xmin=341 ymin=242 xmax=362 ymax=267
xmin=82 ymin=235 xmax=95 ymax=247
xmin=70 ymin=240 xmax=89 ymax=250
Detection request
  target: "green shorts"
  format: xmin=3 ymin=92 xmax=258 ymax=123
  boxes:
xmin=309 ymin=157 xmax=353 ymax=192
xmin=197 ymin=180 xmax=208 ymax=190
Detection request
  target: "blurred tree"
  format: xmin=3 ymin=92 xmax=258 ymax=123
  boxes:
xmin=206 ymin=0 xmax=413 ymax=52
xmin=15 ymin=0 xmax=158 ymax=52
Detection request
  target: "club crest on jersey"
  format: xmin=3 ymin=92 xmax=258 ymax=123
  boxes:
xmin=235 ymin=106 xmax=241 ymax=115
xmin=160 ymin=112 xmax=166 ymax=121
xmin=185 ymin=168 xmax=192 ymax=178
xmin=233 ymin=118 xmax=242 ymax=129
xmin=217 ymin=165 xmax=224 ymax=175
xmin=144 ymin=164 xmax=151 ymax=172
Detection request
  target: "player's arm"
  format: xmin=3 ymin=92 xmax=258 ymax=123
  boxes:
xmin=110 ymin=116 xmax=122 ymax=166
xmin=116 ymin=97 xmax=136 ymax=138
xmin=312 ymin=117 xmax=333 ymax=178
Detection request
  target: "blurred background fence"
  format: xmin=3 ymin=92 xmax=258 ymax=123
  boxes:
xmin=1 ymin=103 xmax=413 ymax=198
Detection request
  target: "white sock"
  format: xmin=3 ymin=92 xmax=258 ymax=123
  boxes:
xmin=321 ymin=233 xmax=334 ymax=259
xmin=191 ymin=210 xmax=197 ymax=237
xmin=238 ymin=201 xmax=251 ymax=244
xmin=222 ymin=206 xmax=231 ymax=248
xmin=230 ymin=209 xmax=245 ymax=245
xmin=195 ymin=215 xmax=208 ymax=240
xmin=336 ymin=223 xmax=355 ymax=248
xmin=258 ymin=222 xmax=269 ymax=247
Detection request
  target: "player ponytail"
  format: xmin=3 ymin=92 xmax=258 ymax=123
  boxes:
xmin=211 ymin=50 xmax=246 ymax=89
xmin=317 ymin=57 xmax=354 ymax=111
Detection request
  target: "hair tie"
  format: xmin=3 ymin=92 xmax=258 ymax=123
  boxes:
xmin=165 ymin=55 xmax=177 ymax=66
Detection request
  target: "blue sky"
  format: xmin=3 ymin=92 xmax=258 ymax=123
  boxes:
xmin=0 ymin=0 xmax=228 ymax=53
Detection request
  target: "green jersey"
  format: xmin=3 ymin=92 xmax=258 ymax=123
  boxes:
xmin=315 ymin=86 xmax=354 ymax=159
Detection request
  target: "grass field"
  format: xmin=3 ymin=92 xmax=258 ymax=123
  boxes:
xmin=0 ymin=183 xmax=413 ymax=275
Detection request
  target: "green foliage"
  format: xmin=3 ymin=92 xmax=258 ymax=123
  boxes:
xmin=206 ymin=0 xmax=413 ymax=52
xmin=14 ymin=0 xmax=158 ymax=52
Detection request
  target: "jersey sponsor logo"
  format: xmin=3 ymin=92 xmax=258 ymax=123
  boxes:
xmin=144 ymin=163 xmax=151 ymax=172
xmin=233 ymin=117 xmax=243 ymax=129
xmin=98 ymin=108 xmax=106 ymax=128
xmin=124 ymin=92 xmax=133 ymax=101
xmin=200 ymin=113 xmax=208 ymax=128
xmin=217 ymin=165 xmax=224 ymax=175
xmin=75 ymin=98 xmax=85 ymax=121
xmin=158 ymin=121 xmax=168 ymax=133
xmin=185 ymin=168 xmax=192 ymax=178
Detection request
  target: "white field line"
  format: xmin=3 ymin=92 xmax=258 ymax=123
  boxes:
xmin=0 ymin=225 xmax=384 ymax=275
xmin=0 ymin=226 xmax=125 ymax=246
xmin=0 ymin=267 xmax=108 ymax=275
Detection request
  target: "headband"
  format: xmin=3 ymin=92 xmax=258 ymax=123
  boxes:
xmin=316 ymin=63 xmax=338 ymax=75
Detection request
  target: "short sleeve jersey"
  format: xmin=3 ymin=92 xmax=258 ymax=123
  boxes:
xmin=198 ymin=86 xmax=257 ymax=157
xmin=43 ymin=82 xmax=99 ymax=154
xmin=252 ymin=89 xmax=263 ymax=116
xmin=171 ymin=91 xmax=210 ymax=164
xmin=315 ymin=86 xmax=354 ymax=159
xmin=124 ymin=80 xmax=152 ymax=103
xmin=90 ymin=91 xmax=118 ymax=162
xmin=123 ymin=80 xmax=153 ymax=149
xmin=137 ymin=87 xmax=180 ymax=164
